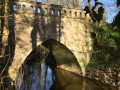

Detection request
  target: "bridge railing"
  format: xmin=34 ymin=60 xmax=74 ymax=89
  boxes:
xmin=9 ymin=1 xmax=90 ymax=19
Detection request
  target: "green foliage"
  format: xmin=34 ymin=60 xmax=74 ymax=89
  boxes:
xmin=86 ymin=24 xmax=120 ymax=71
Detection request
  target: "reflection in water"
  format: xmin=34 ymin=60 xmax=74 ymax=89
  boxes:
xmin=15 ymin=62 xmax=116 ymax=90
xmin=15 ymin=62 xmax=55 ymax=90
xmin=46 ymin=66 xmax=55 ymax=90
xmin=41 ymin=63 xmax=46 ymax=90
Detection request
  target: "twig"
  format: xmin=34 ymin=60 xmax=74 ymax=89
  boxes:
xmin=0 ymin=58 xmax=10 ymax=77
xmin=0 ymin=14 xmax=15 ymax=18
xmin=105 ymin=7 xmax=119 ymax=13
xmin=0 ymin=54 xmax=10 ymax=58
xmin=0 ymin=46 xmax=11 ymax=77
xmin=0 ymin=76 xmax=9 ymax=78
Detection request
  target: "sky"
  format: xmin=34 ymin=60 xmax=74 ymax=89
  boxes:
xmin=98 ymin=0 xmax=120 ymax=23
xmin=85 ymin=0 xmax=120 ymax=23
xmin=38 ymin=0 xmax=42 ymax=2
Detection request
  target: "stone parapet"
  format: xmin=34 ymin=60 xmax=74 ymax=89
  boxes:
xmin=9 ymin=1 xmax=90 ymax=19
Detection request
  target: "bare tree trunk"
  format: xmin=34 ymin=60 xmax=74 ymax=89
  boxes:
xmin=54 ymin=0 xmax=56 ymax=4
xmin=61 ymin=0 xmax=64 ymax=5
xmin=48 ymin=0 xmax=51 ymax=4
xmin=117 ymin=0 xmax=120 ymax=6
xmin=0 ymin=2 xmax=2 ymax=32
xmin=1 ymin=0 xmax=9 ymax=56
xmin=67 ymin=0 xmax=70 ymax=7
xmin=88 ymin=0 xmax=96 ymax=22
xmin=75 ymin=0 xmax=79 ymax=7
xmin=73 ymin=0 xmax=75 ymax=7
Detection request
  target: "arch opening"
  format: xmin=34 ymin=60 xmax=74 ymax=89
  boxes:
xmin=30 ymin=6 xmax=33 ymax=13
xmin=69 ymin=11 xmax=71 ymax=16
xmin=23 ymin=38 xmax=81 ymax=74
xmin=22 ymin=5 xmax=26 ymax=12
xmin=13 ymin=4 xmax=18 ymax=11
xmin=58 ymin=9 xmax=61 ymax=16
xmin=38 ymin=7 xmax=41 ymax=13
xmin=41 ymin=38 xmax=81 ymax=73
xmin=51 ymin=9 xmax=54 ymax=15
xmin=64 ymin=10 xmax=67 ymax=16
xmin=45 ymin=8 xmax=48 ymax=15
xmin=80 ymin=12 xmax=82 ymax=18
xmin=75 ymin=12 xmax=77 ymax=17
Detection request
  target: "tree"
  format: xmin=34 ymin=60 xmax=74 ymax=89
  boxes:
xmin=0 ymin=0 xmax=9 ymax=57
xmin=85 ymin=0 xmax=104 ymax=23
xmin=117 ymin=0 xmax=120 ymax=6
xmin=112 ymin=0 xmax=120 ymax=28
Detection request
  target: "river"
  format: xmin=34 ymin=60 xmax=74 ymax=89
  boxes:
xmin=15 ymin=62 xmax=116 ymax=90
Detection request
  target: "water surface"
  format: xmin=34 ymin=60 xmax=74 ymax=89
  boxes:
xmin=15 ymin=62 xmax=116 ymax=90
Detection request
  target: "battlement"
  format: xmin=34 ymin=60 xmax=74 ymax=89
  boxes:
xmin=9 ymin=0 xmax=90 ymax=19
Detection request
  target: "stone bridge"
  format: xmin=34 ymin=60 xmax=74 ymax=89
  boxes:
xmin=8 ymin=0 xmax=92 ymax=80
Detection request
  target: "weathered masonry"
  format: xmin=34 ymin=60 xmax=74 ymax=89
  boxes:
xmin=8 ymin=0 xmax=92 ymax=80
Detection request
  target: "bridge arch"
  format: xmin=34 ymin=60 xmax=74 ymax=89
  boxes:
xmin=9 ymin=38 xmax=82 ymax=81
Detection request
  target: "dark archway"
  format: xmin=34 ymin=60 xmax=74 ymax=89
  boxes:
xmin=42 ymin=38 xmax=82 ymax=74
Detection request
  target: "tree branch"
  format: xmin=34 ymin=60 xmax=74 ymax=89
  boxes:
xmin=88 ymin=0 xmax=96 ymax=22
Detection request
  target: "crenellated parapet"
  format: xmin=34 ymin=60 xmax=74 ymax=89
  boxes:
xmin=9 ymin=0 xmax=90 ymax=19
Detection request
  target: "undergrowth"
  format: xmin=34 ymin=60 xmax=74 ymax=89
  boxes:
xmin=86 ymin=23 xmax=120 ymax=71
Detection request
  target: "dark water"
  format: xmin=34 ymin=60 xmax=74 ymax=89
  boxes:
xmin=15 ymin=62 xmax=116 ymax=90
xmin=51 ymin=68 xmax=116 ymax=90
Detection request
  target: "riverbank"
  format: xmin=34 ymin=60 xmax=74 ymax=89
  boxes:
xmin=57 ymin=65 xmax=118 ymax=89
xmin=86 ymin=68 xmax=120 ymax=88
